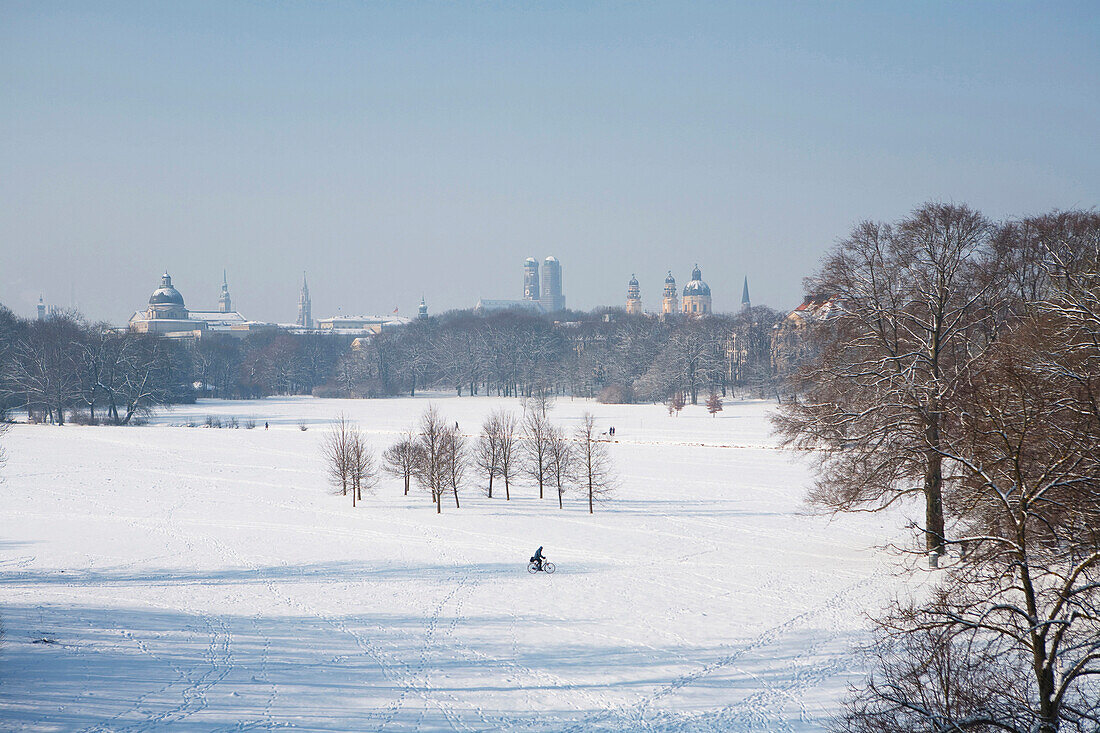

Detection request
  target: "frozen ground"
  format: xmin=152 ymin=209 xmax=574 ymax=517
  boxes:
xmin=0 ymin=395 xmax=920 ymax=731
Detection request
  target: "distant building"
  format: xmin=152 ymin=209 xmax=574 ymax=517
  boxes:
xmin=297 ymin=273 xmax=312 ymax=329
xmin=661 ymin=271 xmax=679 ymax=316
xmin=540 ymin=256 xmax=566 ymax=312
xmin=218 ymin=270 xmax=232 ymax=313
xmin=741 ymin=276 xmax=751 ymax=311
xmin=625 ymin=274 xmax=643 ymax=315
xmin=417 ymin=297 xmax=429 ymax=320
xmin=523 ymin=258 xmax=540 ymax=301
xmin=37 ymin=297 xmax=46 ymax=321
xmin=315 ymin=314 xmax=409 ymax=335
xmin=681 ymin=265 xmax=712 ymax=316
xmin=477 ymin=256 xmax=567 ymax=314
xmin=772 ymin=294 xmax=843 ymax=375
xmin=128 ymin=272 xmax=273 ymax=339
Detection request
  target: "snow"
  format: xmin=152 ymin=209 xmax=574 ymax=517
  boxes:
xmin=0 ymin=395 xmax=915 ymax=731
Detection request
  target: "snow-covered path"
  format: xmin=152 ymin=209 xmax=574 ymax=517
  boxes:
xmin=0 ymin=396 xmax=911 ymax=731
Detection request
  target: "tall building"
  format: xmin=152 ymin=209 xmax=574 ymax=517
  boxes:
xmin=661 ymin=271 xmax=679 ymax=316
xmin=218 ymin=270 xmax=232 ymax=313
xmin=297 ymin=273 xmax=312 ymax=329
xmin=475 ymin=256 xmax=566 ymax=314
xmin=418 ymin=296 xmax=429 ymax=320
xmin=523 ymin=257 xmax=540 ymax=301
xmin=741 ymin=276 xmax=751 ymax=311
xmin=625 ymin=274 xmax=643 ymax=315
xmin=37 ymin=296 xmax=45 ymax=321
xmin=681 ymin=264 xmax=712 ymax=316
xmin=540 ymin=256 xmax=566 ymax=312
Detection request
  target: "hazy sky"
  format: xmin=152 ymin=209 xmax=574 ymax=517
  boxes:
xmin=2 ymin=2 xmax=1097 ymax=324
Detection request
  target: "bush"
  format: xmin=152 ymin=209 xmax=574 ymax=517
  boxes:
xmin=205 ymin=415 xmax=223 ymax=429
xmin=227 ymin=416 xmax=239 ymax=429
xmin=245 ymin=417 xmax=257 ymax=429
xmin=597 ymin=384 xmax=634 ymax=404
xmin=70 ymin=411 xmax=100 ymax=426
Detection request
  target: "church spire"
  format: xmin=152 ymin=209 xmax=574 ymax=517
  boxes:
xmin=297 ymin=272 xmax=312 ymax=329
xmin=218 ymin=270 xmax=232 ymax=313
xmin=741 ymin=276 xmax=751 ymax=311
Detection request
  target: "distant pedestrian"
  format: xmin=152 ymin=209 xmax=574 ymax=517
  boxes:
xmin=609 ymin=426 xmax=615 ymax=437
xmin=264 ymin=421 xmax=269 ymax=430
xmin=455 ymin=421 xmax=460 ymax=431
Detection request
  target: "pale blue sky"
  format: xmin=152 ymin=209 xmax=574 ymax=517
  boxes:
xmin=2 ymin=1 xmax=1097 ymax=323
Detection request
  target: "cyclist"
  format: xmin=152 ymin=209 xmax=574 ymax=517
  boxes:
xmin=531 ymin=546 xmax=545 ymax=571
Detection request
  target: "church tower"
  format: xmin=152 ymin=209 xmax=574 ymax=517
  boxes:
xmin=418 ymin=296 xmax=428 ymax=320
xmin=741 ymin=276 xmax=751 ymax=311
xmin=661 ymin=271 xmax=679 ymax=316
xmin=297 ymin=273 xmax=312 ymax=329
xmin=37 ymin=296 xmax=46 ymax=321
xmin=625 ymin=274 xmax=643 ymax=315
xmin=523 ymin=258 xmax=540 ymax=301
xmin=218 ymin=270 xmax=232 ymax=313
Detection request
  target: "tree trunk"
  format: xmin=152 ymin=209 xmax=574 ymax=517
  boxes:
xmin=487 ymin=473 xmax=494 ymax=499
xmin=923 ymin=436 xmax=945 ymax=557
xmin=404 ymin=474 xmax=410 ymax=495
xmin=505 ymin=478 xmax=510 ymax=500
xmin=453 ymin=484 xmax=460 ymax=508
xmin=436 ymin=490 xmax=442 ymax=514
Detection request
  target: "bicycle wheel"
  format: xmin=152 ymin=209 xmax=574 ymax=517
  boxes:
xmin=543 ymin=562 xmax=556 ymax=574
xmin=527 ymin=561 xmax=539 ymax=574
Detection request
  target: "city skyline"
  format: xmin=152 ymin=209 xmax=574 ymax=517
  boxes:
xmin=3 ymin=2 xmax=1097 ymax=323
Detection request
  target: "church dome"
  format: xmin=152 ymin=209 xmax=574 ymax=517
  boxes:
xmin=665 ymin=271 xmax=676 ymax=284
xmin=683 ymin=265 xmax=711 ymax=297
xmin=629 ymin=274 xmax=639 ymax=287
xmin=149 ymin=272 xmax=185 ymax=306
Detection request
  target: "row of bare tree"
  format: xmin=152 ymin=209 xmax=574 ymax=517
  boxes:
xmin=776 ymin=204 xmax=1100 ymax=731
xmin=323 ymin=405 xmax=614 ymax=514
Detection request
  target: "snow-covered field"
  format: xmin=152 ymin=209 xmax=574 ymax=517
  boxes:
xmin=0 ymin=395 xmax=917 ymax=732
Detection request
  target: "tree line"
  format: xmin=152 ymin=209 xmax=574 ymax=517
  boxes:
xmin=0 ymin=309 xmax=348 ymax=423
xmin=320 ymin=305 xmax=784 ymax=404
xmin=322 ymin=401 xmax=614 ymax=514
xmin=775 ymin=204 xmax=1100 ymax=732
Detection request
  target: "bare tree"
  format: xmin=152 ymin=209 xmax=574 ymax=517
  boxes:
xmin=774 ymin=203 xmax=998 ymax=558
xmin=321 ymin=414 xmax=354 ymax=498
xmin=443 ymin=424 xmax=467 ymax=508
xmin=412 ymin=405 xmax=449 ymax=513
xmin=545 ymin=423 xmax=574 ymax=509
xmin=383 ymin=429 xmax=417 ymax=495
xmin=475 ymin=411 xmax=504 ymax=497
xmin=347 ymin=428 xmax=377 ymax=507
xmin=523 ymin=409 xmax=553 ymax=499
xmin=836 ymin=231 xmax=1100 ymax=732
xmin=574 ymin=412 xmax=614 ymax=514
xmin=497 ymin=409 xmax=520 ymax=500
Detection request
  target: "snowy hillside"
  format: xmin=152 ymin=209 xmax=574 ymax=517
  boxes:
xmin=0 ymin=395 xmax=918 ymax=731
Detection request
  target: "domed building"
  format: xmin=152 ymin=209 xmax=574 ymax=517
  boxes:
xmin=681 ymin=264 xmax=712 ymax=316
xmin=625 ymin=274 xmax=643 ymax=315
xmin=147 ymin=272 xmax=188 ymax=320
xmin=661 ymin=271 xmax=679 ymax=316
xmin=129 ymin=271 xmax=269 ymax=339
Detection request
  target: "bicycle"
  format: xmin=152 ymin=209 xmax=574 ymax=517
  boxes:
xmin=527 ymin=560 xmax=556 ymax=574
